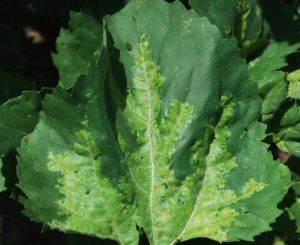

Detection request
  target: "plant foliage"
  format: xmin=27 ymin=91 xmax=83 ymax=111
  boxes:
xmin=0 ymin=0 xmax=300 ymax=244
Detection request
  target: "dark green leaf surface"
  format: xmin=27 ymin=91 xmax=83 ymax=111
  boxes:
xmin=274 ymin=103 xmax=300 ymax=157
xmin=288 ymin=202 xmax=300 ymax=233
xmin=0 ymin=92 xmax=42 ymax=156
xmin=52 ymin=11 xmax=103 ymax=89
xmin=235 ymin=0 xmax=264 ymax=56
xmin=0 ymin=158 xmax=5 ymax=192
xmin=257 ymin=71 xmax=287 ymax=123
xmin=286 ymin=182 xmax=300 ymax=234
xmin=258 ymin=0 xmax=300 ymax=43
xmin=189 ymin=0 xmax=264 ymax=57
xmin=18 ymin=54 xmax=139 ymax=245
xmin=18 ymin=0 xmax=291 ymax=244
xmin=280 ymin=104 xmax=300 ymax=128
xmin=189 ymin=0 xmax=238 ymax=36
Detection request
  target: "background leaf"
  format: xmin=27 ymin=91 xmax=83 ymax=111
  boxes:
xmin=0 ymin=159 xmax=5 ymax=192
xmin=52 ymin=11 xmax=104 ymax=89
xmin=189 ymin=0 xmax=264 ymax=57
xmin=0 ymin=91 xmax=43 ymax=156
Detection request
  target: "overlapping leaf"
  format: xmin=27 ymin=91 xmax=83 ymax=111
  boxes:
xmin=0 ymin=91 xmax=43 ymax=156
xmin=248 ymin=42 xmax=294 ymax=116
xmin=52 ymin=11 xmax=103 ymax=89
xmin=274 ymin=102 xmax=300 ymax=158
xmin=18 ymin=0 xmax=290 ymax=244
xmin=249 ymin=43 xmax=300 ymax=154
xmin=258 ymin=0 xmax=300 ymax=43
xmin=0 ymin=158 xmax=5 ymax=192
xmin=246 ymin=0 xmax=300 ymax=158
xmin=18 ymin=53 xmax=139 ymax=245
xmin=287 ymin=181 xmax=300 ymax=234
xmin=189 ymin=0 xmax=264 ymax=57
xmin=287 ymin=69 xmax=300 ymax=100
xmin=0 ymin=91 xmax=43 ymax=193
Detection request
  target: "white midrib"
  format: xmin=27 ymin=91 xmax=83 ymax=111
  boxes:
xmin=148 ymin=87 xmax=157 ymax=244
xmin=139 ymin=46 xmax=158 ymax=244
xmin=169 ymin=189 xmax=202 ymax=245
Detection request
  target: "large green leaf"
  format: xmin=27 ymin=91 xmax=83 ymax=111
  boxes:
xmin=18 ymin=54 xmax=139 ymax=245
xmin=52 ymin=11 xmax=103 ymax=89
xmin=107 ymin=1 xmax=289 ymax=243
xmin=18 ymin=0 xmax=290 ymax=244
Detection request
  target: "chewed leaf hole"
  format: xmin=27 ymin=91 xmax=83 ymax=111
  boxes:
xmin=125 ymin=42 xmax=132 ymax=51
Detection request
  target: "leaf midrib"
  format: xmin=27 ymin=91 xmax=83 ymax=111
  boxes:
xmin=139 ymin=45 xmax=158 ymax=244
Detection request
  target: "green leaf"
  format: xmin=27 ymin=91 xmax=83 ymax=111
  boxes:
xmin=189 ymin=0 xmax=238 ymax=36
xmin=249 ymin=41 xmax=300 ymax=82
xmin=249 ymin=41 xmax=300 ymax=123
xmin=258 ymin=0 xmax=300 ymax=43
xmin=189 ymin=0 xmax=264 ymax=57
xmin=288 ymin=202 xmax=300 ymax=233
xmin=280 ymin=104 xmax=300 ymax=128
xmin=52 ymin=11 xmax=103 ymax=89
xmin=247 ymin=29 xmax=300 ymax=156
xmin=259 ymin=71 xmax=287 ymax=122
xmin=235 ymin=0 xmax=264 ymax=57
xmin=18 ymin=0 xmax=290 ymax=244
xmin=273 ymin=104 xmax=300 ymax=157
xmin=287 ymin=69 xmax=300 ymax=100
xmin=0 ymin=158 xmax=5 ymax=192
xmin=277 ymin=141 xmax=300 ymax=158
xmin=286 ymin=182 xmax=300 ymax=234
xmin=18 ymin=54 xmax=139 ymax=245
xmin=249 ymin=41 xmax=300 ymax=155
xmin=0 ymin=91 xmax=43 ymax=156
